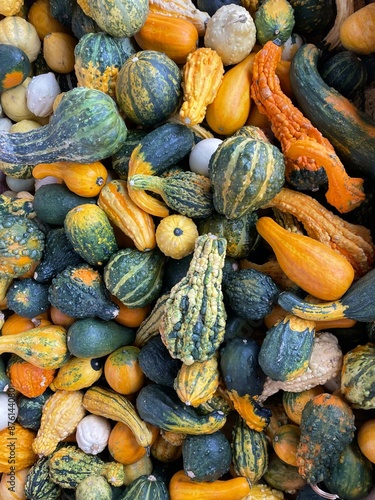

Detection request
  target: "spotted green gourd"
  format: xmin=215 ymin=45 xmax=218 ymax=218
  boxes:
xmin=24 ymin=456 xmax=61 ymax=500
xmin=255 ymin=0 xmax=295 ymax=45
xmin=159 ymin=233 xmax=227 ymax=365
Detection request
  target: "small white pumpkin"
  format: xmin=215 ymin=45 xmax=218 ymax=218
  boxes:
xmin=204 ymin=4 xmax=256 ymax=65
xmin=26 ymin=73 xmax=61 ymax=118
xmin=189 ymin=137 xmax=223 ymax=177
xmin=0 ymin=392 xmax=18 ymax=432
xmin=76 ymin=414 xmax=112 ymax=455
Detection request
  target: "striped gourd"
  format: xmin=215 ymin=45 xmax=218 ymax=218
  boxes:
xmin=231 ymin=416 xmax=268 ymax=484
xmin=24 ymin=456 xmax=61 ymax=500
xmin=120 ymin=474 xmax=169 ymax=499
xmin=174 ymin=354 xmax=220 ymax=407
xmin=82 ymin=385 xmax=153 ymax=449
xmin=209 ymin=135 xmax=285 ymax=219
xmin=103 ymin=247 xmax=167 ymax=308
xmin=115 ymin=50 xmax=182 ymax=128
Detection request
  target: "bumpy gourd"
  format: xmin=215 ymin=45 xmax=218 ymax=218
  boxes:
xmin=160 ymin=233 xmax=227 ymax=365
xmin=24 ymin=455 xmax=62 ymax=500
xmin=32 ymin=390 xmax=86 ymax=456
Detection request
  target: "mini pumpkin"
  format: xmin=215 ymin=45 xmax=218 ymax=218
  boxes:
xmin=104 ymin=345 xmax=146 ymax=395
xmin=156 ymin=214 xmax=199 ymax=259
xmin=76 ymin=414 xmax=112 ymax=455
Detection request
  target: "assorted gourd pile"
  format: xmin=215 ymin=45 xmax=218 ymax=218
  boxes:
xmin=0 ymin=0 xmax=375 ymax=498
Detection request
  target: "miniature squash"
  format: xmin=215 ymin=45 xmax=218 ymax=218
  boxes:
xmin=204 ymin=4 xmax=256 ymax=66
xmin=134 ymin=12 xmax=199 ymax=65
xmin=24 ymin=455 xmax=61 ymax=500
xmin=255 ymin=0 xmax=295 ymax=45
xmin=2 ymin=312 xmax=50 ymax=336
xmin=0 ymin=16 xmax=40 ymax=63
xmin=339 ymin=4 xmax=375 ymax=55
xmin=75 ymin=475 xmax=112 ymax=500
xmin=104 ymin=345 xmax=145 ymax=395
xmin=0 ymin=423 xmax=37 ymax=472
xmin=115 ymin=50 xmax=182 ymax=128
xmin=27 ymin=0 xmax=71 ymax=39
xmin=288 ymin=0 xmax=336 ymax=40
xmin=50 ymin=357 xmax=103 ymax=391
xmin=16 ymin=389 xmax=54 ymax=432
xmin=33 ymin=161 xmax=108 ymax=197
xmin=357 ymin=419 xmax=375 ymax=464
xmin=32 ymin=390 xmax=86 ymax=457
xmin=262 ymin=454 xmax=306 ymax=493
xmin=0 ymin=466 xmax=31 ymax=500
xmin=149 ymin=0 xmax=209 ymax=37
xmin=43 ymin=32 xmax=77 ymax=74
xmin=155 ymin=214 xmax=198 ymax=260
xmin=182 ymin=431 xmax=232 ymax=481
xmin=256 ymin=216 xmax=355 ymax=301
xmin=76 ymin=414 xmax=112 ymax=455
xmin=77 ymin=0 xmax=149 ymax=37
xmin=282 ymin=386 xmax=324 ymax=425
xmin=26 ymin=73 xmax=61 ymax=118
xmin=112 ymin=297 xmax=151 ymax=328
xmin=6 ymin=278 xmax=50 ymax=319
xmin=150 ymin=432 xmax=182 ymax=463
xmin=121 ymin=473 xmax=169 ymax=498
xmin=0 ymin=0 xmax=24 ymax=16
xmin=108 ymin=421 xmax=159 ymax=465
xmin=272 ymin=424 xmax=300 ymax=467
xmin=7 ymin=355 xmax=56 ymax=398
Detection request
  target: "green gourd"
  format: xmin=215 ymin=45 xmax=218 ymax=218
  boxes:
xmin=24 ymin=456 xmax=61 ymax=500
xmin=255 ymin=0 xmax=295 ymax=45
xmin=75 ymin=475 xmax=112 ymax=500
xmin=0 ymin=43 xmax=30 ymax=92
xmin=6 ymin=278 xmax=50 ymax=318
xmin=119 ymin=474 xmax=169 ymax=500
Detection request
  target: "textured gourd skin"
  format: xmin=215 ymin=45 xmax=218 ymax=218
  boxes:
xmin=297 ymin=393 xmax=356 ymax=484
xmin=48 ymin=264 xmax=119 ymax=321
xmin=24 ymin=455 xmax=62 ymax=500
xmin=120 ymin=474 xmax=169 ymax=499
xmin=0 ymin=87 xmax=127 ymax=165
xmin=104 ymin=247 xmax=166 ymax=308
xmin=0 ymin=423 xmax=37 ymax=473
xmin=17 ymin=389 xmax=54 ymax=432
xmin=231 ymin=416 xmax=268 ymax=484
xmin=255 ymin=0 xmax=295 ymax=45
xmin=34 ymin=227 xmax=83 ymax=283
xmin=76 ymin=475 xmax=112 ymax=500
xmin=160 ymin=234 xmax=227 ymax=365
xmin=136 ymin=383 xmax=227 ymax=434
xmin=51 ymin=356 xmax=103 ymax=391
xmin=6 ymin=278 xmax=50 ymax=318
xmin=209 ymin=136 xmax=285 ymax=219
xmin=48 ymin=445 xmax=125 ymax=488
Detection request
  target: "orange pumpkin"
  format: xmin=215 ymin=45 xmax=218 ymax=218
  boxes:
xmin=108 ymin=421 xmax=159 ymax=465
xmin=104 ymin=346 xmax=145 ymax=395
xmin=0 ymin=423 xmax=37 ymax=472
xmin=357 ymin=419 xmax=375 ymax=463
xmin=7 ymin=355 xmax=56 ymax=398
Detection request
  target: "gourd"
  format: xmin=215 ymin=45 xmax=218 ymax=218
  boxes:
xmin=205 ymin=53 xmax=255 ymax=136
xmin=104 ymin=247 xmax=166 ymax=309
xmin=108 ymin=421 xmax=159 ymax=465
xmin=174 ymin=355 xmax=220 ymax=407
xmin=262 ymin=454 xmax=306 ymax=493
xmin=209 ymin=136 xmax=285 ymax=219
xmin=42 ymin=32 xmax=77 ymax=74
xmin=0 ymin=0 xmax=24 ymax=15
xmin=228 ymin=391 xmax=272 ymax=432
xmin=138 ymin=335 xmax=182 ymax=387
xmin=48 ymin=445 xmax=125 ymax=488
xmin=50 ymin=357 xmax=103 ymax=391
xmin=0 ymin=325 xmax=69 ymax=369
xmin=76 ymin=475 xmax=112 ymax=500
xmin=75 ymin=414 xmax=112 ymax=455
xmin=0 ymin=87 xmax=127 ymax=165
xmin=288 ymin=0 xmax=336 ymax=40
xmin=48 ymin=264 xmax=120 ymax=321
xmin=289 ymin=43 xmax=375 ymax=181
xmin=34 ymin=228 xmax=83 ymax=284
xmin=0 ymin=358 xmax=9 ymax=392
xmin=26 ymin=73 xmax=61 ymax=118
xmin=32 ymin=390 xmax=86 ymax=456
xmin=0 ymin=466 xmax=31 ymax=500
xmin=357 ymin=419 xmax=375 ymax=464
xmin=98 ymin=179 xmax=156 ymax=252
xmin=115 ymin=50 xmax=182 ymax=128
xmin=122 ymin=455 xmax=153 ymax=486
xmin=27 ymin=0 xmax=71 ymax=39
xmin=340 ymin=343 xmax=375 ymax=410
xmin=149 ymin=0 xmax=209 ymax=36
xmin=77 ymin=0 xmax=149 ymax=37
xmin=82 ymin=385 xmax=153 ymax=449
xmin=0 ymin=16 xmax=41 ymax=63
xmin=111 ymin=129 xmax=148 ymax=180
xmin=189 ymin=138 xmax=222 ymax=176
xmin=204 ymin=4 xmax=256 ymax=66
xmin=155 ymin=215 xmax=198 ymax=260
xmin=256 ymin=217 xmax=355 ymax=301
xmin=120 ymin=474 xmax=169 ymax=499
xmin=71 ymin=3 xmax=101 ymax=38
xmin=277 ymin=267 xmax=375 ymax=323
xmin=7 ymin=355 xmax=56 ymax=398
xmin=160 ymin=233 xmax=227 ymax=366
xmin=64 ymin=204 xmax=118 ymax=267
xmin=134 ymin=12 xmax=199 ymax=65
xmin=104 ymin=345 xmax=145 ymax=395
xmin=151 ymin=433 xmax=182 ymax=463
xmin=0 ymin=214 xmax=45 ymax=301
xmin=128 ymin=171 xmax=214 ymax=219
xmin=66 ymin=317 xmax=135 ymax=359
xmin=231 ymin=416 xmax=268 ymax=484
xmin=33 ymin=161 xmax=108 ymax=197
xmin=182 ymin=431 xmax=232 ymax=481
xmin=16 ymin=389 xmax=53 ymax=432
xmin=74 ymin=32 xmax=137 ymax=98
xmin=179 ymin=47 xmax=224 ymax=126
xmin=296 ymin=393 xmax=356 ymax=484
xmin=339 ymin=4 xmax=375 ymax=55
xmin=136 ymin=383 xmax=227 ymax=435
xmin=6 ymin=278 xmax=50 ymax=318
xmin=282 ymin=386 xmax=324 ymax=425
xmin=0 ymin=423 xmax=37 ymax=472
xmin=113 ymin=300 xmax=151 ymax=329
xmin=254 ymin=0 xmax=295 ymax=45
xmin=272 ymin=424 xmax=300 ymax=467
xmin=0 ymin=44 xmax=31 ymax=93
xmin=24 ymin=456 xmax=61 ymax=500
xmin=0 ymin=392 xmax=17 ymax=431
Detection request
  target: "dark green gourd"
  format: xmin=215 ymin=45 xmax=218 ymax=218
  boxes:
xmin=0 ymin=357 xmax=10 ymax=392
xmin=119 ymin=474 xmax=169 ymax=499
xmin=0 ymin=87 xmax=127 ymax=165
xmin=24 ymin=455 xmax=62 ymax=500
xmin=17 ymin=389 xmax=54 ymax=431
xmin=6 ymin=278 xmax=50 ymax=318
xmin=112 ymin=129 xmax=148 ymax=180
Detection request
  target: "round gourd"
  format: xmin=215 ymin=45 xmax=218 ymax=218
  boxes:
xmin=76 ymin=475 xmax=112 ymax=500
xmin=16 ymin=389 xmax=53 ymax=432
xmin=288 ymin=0 xmax=336 ymax=39
xmin=155 ymin=214 xmax=199 ymax=260
xmin=43 ymin=32 xmax=77 ymax=74
xmin=357 ymin=419 xmax=375 ymax=464
xmin=76 ymin=414 xmax=112 ymax=455
xmin=115 ymin=50 xmax=182 ymax=128
xmin=282 ymin=386 xmax=324 ymax=425
xmin=7 ymin=355 xmax=56 ymax=398
xmin=108 ymin=421 xmax=159 ymax=465
xmin=272 ymin=424 xmax=300 ymax=466
xmin=204 ymin=4 xmax=256 ymax=66
xmin=255 ymin=0 xmax=295 ymax=45
xmin=0 ymin=423 xmax=37 ymax=472
xmin=27 ymin=0 xmax=71 ymax=39
xmin=340 ymin=4 xmax=375 ymax=55
xmin=120 ymin=474 xmax=169 ymax=499
xmin=6 ymin=278 xmax=50 ymax=318
xmin=0 ymin=43 xmax=31 ymax=92
xmin=189 ymin=138 xmax=223 ymax=176
xmin=0 ymin=466 xmax=31 ymax=500
xmin=104 ymin=345 xmax=145 ymax=395
xmin=0 ymin=16 xmax=41 ymax=62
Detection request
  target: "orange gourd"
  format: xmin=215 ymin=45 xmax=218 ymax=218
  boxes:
xmin=272 ymin=424 xmax=301 ymax=466
xmin=340 ymin=4 xmax=375 ymax=55
xmin=32 ymin=161 xmax=108 ymax=197
xmin=0 ymin=423 xmax=37 ymax=472
xmin=256 ymin=216 xmax=355 ymax=301
xmin=108 ymin=421 xmax=159 ymax=465
xmin=134 ymin=12 xmax=199 ymax=65
xmin=357 ymin=419 xmax=375 ymax=463
xmin=7 ymin=355 xmax=56 ymax=398
xmin=104 ymin=346 xmax=145 ymax=395
xmin=50 ymin=306 xmax=76 ymax=328
xmin=111 ymin=296 xmax=151 ymax=328
xmin=0 ymin=466 xmax=31 ymax=499
xmin=27 ymin=0 xmax=70 ymax=39
xmin=205 ymin=53 xmax=255 ymax=136
xmin=43 ymin=32 xmax=77 ymax=73
xmin=2 ymin=312 xmax=51 ymax=335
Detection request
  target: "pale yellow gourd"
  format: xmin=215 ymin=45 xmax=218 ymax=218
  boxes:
xmin=0 ymin=16 xmax=41 ymax=62
xmin=0 ymin=0 xmax=24 ymax=16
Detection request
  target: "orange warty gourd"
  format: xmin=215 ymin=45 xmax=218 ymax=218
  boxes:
xmin=256 ymin=217 xmax=355 ymax=301
xmin=0 ymin=423 xmax=37 ymax=472
xmin=7 ymin=355 xmax=56 ymax=398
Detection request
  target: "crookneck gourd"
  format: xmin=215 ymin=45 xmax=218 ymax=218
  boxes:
xmin=159 ymin=233 xmax=227 ymax=365
xmin=250 ymin=40 xmax=365 ymax=214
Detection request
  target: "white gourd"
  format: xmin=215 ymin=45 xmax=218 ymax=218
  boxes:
xmin=204 ymin=4 xmax=257 ymax=65
xmin=0 ymin=393 xmax=18 ymax=431
xmin=26 ymin=73 xmax=61 ymax=118
xmin=189 ymin=137 xmax=223 ymax=177
xmin=76 ymin=414 xmax=112 ymax=455
xmin=0 ymin=118 xmax=12 ymax=132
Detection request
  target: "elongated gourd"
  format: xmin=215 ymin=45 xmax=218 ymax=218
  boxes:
xmin=256 ymin=217 xmax=355 ymax=301
xmin=0 ymin=325 xmax=70 ymax=369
